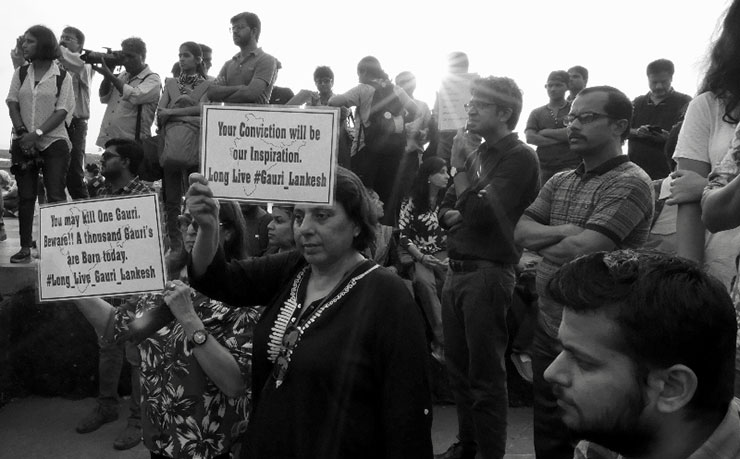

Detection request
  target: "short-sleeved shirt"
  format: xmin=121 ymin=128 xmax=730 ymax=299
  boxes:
xmin=6 ymin=62 xmax=76 ymax=151
xmin=629 ymin=89 xmax=692 ymax=179
xmin=525 ymin=103 xmax=580 ymax=182
xmin=96 ymin=65 xmax=161 ymax=147
xmin=216 ymin=47 xmax=277 ymax=105
xmin=673 ymin=91 xmax=740 ymax=289
xmin=524 ymin=156 xmax=653 ymax=336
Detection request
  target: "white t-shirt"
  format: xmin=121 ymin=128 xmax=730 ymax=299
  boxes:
xmin=674 ymin=91 xmax=740 ymax=289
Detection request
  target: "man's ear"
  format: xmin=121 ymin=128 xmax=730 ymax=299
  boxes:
xmin=646 ymin=364 xmax=698 ymax=414
xmin=498 ymin=107 xmax=513 ymax=124
xmin=613 ymin=119 xmax=629 ymax=139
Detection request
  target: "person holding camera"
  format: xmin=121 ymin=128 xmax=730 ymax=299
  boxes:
xmin=6 ymin=25 xmax=75 ymax=263
xmin=628 ymin=59 xmax=691 ymax=180
xmin=94 ymin=37 xmax=161 ymax=149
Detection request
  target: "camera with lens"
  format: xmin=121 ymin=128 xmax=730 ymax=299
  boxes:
xmin=80 ymin=47 xmax=125 ymax=67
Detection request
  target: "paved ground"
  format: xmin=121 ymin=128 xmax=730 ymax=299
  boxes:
xmin=0 ymin=216 xmax=535 ymax=458
xmin=0 ymin=397 xmax=534 ymax=458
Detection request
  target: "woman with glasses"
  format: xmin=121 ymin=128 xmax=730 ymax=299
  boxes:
xmin=76 ymin=200 xmax=259 ymax=459
xmin=157 ymin=41 xmax=212 ymax=255
xmin=6 ymin=25 xmax=75 ymax=263
xmin=187 ymin=167 xmax=432 ymax=459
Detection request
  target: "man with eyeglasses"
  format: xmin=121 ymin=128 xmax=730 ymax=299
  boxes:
xmin=435 ymin=76 xmax=540 ymax=459
xmin=207 ymin=11 xmax=278 ymax=104
xmin=514 ymin=86 xmax=654 ymax=459
xmin=526 ymin=70 xmax=582 ymax=183
xmin=75 ymin=138 xmax=152 ymax=450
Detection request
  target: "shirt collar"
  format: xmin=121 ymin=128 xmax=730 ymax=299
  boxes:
xmin=687 ymin=399 xmax=740 ymax=459
xmin=232 ymin=47 xmax=263 ymax=63
xmin=574 ymin=155 xmax=628 ymax=177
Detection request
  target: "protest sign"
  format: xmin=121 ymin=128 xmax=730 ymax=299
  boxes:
xmin=201 ymin=104 xmax=339 ymax=204
xmin=437 ymin=73 xmax=479 ymax=131
xmin=37 ymin=194 xmax=166 ymax=302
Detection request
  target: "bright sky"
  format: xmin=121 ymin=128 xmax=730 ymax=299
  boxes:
xmin=0 ymin=0 xmax=732 ymax=151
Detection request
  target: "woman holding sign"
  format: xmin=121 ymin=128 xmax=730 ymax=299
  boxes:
xmin=187 ymin=167 xmax=432 ymax=459
xmin=157 ymin=41 xmax=212 ymax=255
xmin=76 ymin=201 xmax=258 ymax=459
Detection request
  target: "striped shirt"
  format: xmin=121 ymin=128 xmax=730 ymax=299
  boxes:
xmin=524 ymin=155 xmax=653 ymax=336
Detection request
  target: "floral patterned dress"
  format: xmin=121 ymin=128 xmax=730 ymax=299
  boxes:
xmin=112 ymin=291 xmax=261 ymax=459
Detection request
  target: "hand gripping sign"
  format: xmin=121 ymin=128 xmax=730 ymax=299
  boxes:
xmin=37 ymin=193 xmax=166 ymax=302
xmin=201 ymin=104 xmax=340 ymax=205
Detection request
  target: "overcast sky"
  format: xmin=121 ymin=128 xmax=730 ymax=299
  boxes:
xmin=0 ymin=0 xmax=732 ymax=151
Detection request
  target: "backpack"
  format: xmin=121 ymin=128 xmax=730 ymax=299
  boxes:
xmin=362 ymin=80 xmax=406 ymax=154
xmin=18 ymin=64 xmax=67 ymax=97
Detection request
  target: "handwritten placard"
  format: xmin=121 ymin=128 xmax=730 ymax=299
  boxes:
xmin=201 ymin=104 xmax=339 ymax=204
xmin=37 ymin=194 xmax=166 ymax=301
xmin=437 ymin=73 xmax=478 ymax=131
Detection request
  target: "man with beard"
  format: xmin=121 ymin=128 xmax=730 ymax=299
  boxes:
xmin=543 ymin=249 xmax=740 ymax=459
xmin=75 ymin=138 xmax=152 ymax=450
xmin=514 ymin=86 xmax=654 ymax=458
xmin=207 ymin=12 xmax=277 ymax=104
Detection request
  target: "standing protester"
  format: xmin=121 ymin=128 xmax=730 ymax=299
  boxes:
xmin=6 ymin=25 xmax=75 ymax=263
xmin=670 ymin=0 xmax=740 ymax=291
xmin=157 ymin=41 xmax=212 ymax=254
xmin=94 ymin=37 xmax=161 ymax=149
xmin=187 ymin=167 xmax=433 ymax=459
xmin=566 ymin=66 xmax=588 ymax=102
xmin=435 ymin=76 xmax=540 ymax=459
xmin=545 ymin=250 xmax=739 ymax=459
xmin=628 ymin=59 xmax=691 ymax=180
xmin=58 ymin=26 xmax=93 ymax=200
xmin=74 ymin=138 xmax=152 ymax=450
xmin=525 ymin=70 xmax=581 ymax=183
xmin=515 ymin=86 xmax=654 ymax=459
xmin=207 ymin=12 xmax=278 ymax=104
xmin=328 ymin=56 xmax=420 ymax=225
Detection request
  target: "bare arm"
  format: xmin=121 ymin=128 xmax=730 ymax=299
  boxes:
xmin=674 ymin=158 xmax=710 ymax=263
xmin=164 ymin=281 xmax=245 ymax=397
xmin=514 ymin=214 xmax=584 ymax=251
xmin=539 ymin=229 xmax=616 ymax=266
xmin=186 ymin=174 xmax=221 ymax=278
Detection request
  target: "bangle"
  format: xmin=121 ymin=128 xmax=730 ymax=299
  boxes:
xmin=14 ymin=126 xmax=27 ymax=134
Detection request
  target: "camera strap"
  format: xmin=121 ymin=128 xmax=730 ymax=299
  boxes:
xmin=18 ymin=64 xmax=66 ymax=98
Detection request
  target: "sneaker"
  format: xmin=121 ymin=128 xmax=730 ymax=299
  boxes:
xmin=113 ymin=422 xmax=142 ymax=450
xmin=434 ymin=442 xmax=476 ymax=459
xmin=0 ymin=225 xmax=6 ymax=242
xmin=76 ymin=404 xmax=119 ymax=433
xmin=10 ymin=247 xmax=31 ymax=264
xmin=511 ymin=352 xmax=534 ymax=383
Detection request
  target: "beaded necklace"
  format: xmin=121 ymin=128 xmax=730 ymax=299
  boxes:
xmin=268 ymin=263 xmax=379 ymax=388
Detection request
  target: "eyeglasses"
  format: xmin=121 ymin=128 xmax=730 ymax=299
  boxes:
xmin=464 ymin=101 xmax=497 ymax=112
xmin=315 ymin=78 xmax=333 ymax=84
xmin=563 ymin=112 xmax=614 ymax=126
xmin=60 ymin=35 xmax=78 ymax=42
xmin=229 ymin=24 xmax=250 ymax=33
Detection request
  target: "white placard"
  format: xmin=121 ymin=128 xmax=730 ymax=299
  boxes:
xmin=201 ymin=104 xmax=339 ymax=204
xmin=37 ymin=194 xmax=166 ymax=302
xmin=437 ymin=73 xmax=478 ymax=131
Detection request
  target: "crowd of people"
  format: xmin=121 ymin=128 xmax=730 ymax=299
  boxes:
xmin=4 ymin=2 xmax=740 ymax=458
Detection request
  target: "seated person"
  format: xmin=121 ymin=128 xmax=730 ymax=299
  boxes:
xmin=84 ymin=163 xmax=105 ymax=199
xmin=0 ymin=169 xmax=19 ymax=218
xmin=544 ymin=249 xmax=738 ymax=459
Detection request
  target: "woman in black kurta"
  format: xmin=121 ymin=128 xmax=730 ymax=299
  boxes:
xmin=187 ymin=167 xmax=433 ymax=459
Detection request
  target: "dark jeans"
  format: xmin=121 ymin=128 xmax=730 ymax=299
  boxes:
xmin=98 ymin=336 xmax=141 ymax=425
xmin=532 ymin=316 xmax=575 ymax=459
xmin=66 ymin=118 xmax=89 ymax=200
xmin=442 ymin=262 xmax=516 ymax=459
xmin=162 ymin=163 xmax=197 ymax=252
xmin=13 ymin=139 xmax=70 ymax=247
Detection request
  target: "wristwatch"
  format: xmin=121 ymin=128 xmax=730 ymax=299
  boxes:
xmin=34 ymin=128 xmax=44 ymax=137
xmin=190 ymin=329 xmax=209 ymax=347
